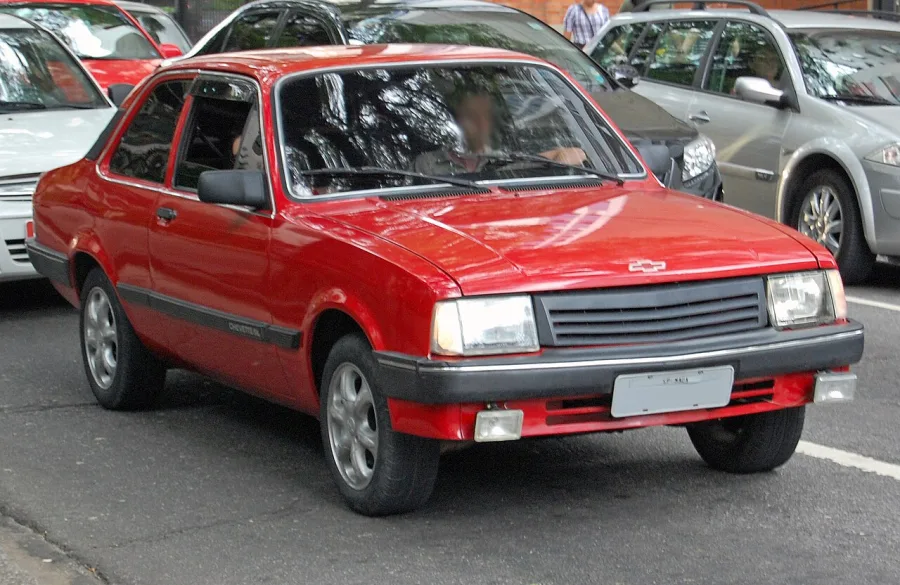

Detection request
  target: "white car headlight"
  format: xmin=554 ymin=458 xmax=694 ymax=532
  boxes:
xmin=431 ymin=296 xmax=539 ymax=356
xmin=865 ymin=143 xmax=900 ymax=167
xmin=766 ymin=270 xmax=846 ymax=329
xmin=682 ymin=135 xmax=716 ymax=182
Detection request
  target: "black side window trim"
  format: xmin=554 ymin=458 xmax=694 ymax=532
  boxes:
xmin=85 ymin=109 xmax=125 ymax=161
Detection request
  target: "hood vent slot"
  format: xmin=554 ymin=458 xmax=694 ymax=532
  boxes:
xmin=499 ymin=179 xmax=606 ymax=192
xmin=379 ymin=188 xmax=486 ymax=201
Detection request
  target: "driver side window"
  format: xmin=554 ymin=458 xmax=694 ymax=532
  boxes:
xmin=704 ymin=22 xmax=785 ymax=96
xmin=173 ymin=79 xmax=258 ymax=192
xmin=591 ymin=23 xmax=645 ymax=69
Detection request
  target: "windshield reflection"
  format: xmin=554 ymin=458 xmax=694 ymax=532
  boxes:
xmin=0 ymin=28 xmax=107 ymax=112
xmin=278 ymin=64 xmax=641 ymax=197
xmin=4 ymin=4 xmax=159 ymax=60
xmin=791 ymin=29 xmax=900 ymax=104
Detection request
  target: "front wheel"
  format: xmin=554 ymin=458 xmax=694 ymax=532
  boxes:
xmin=687 ymin=407 xmax=805 ymax=473
xmin=320 ymin=333 xmax=440 ymax=516
xmin=793 ymin=169 xmax=874 ymax=284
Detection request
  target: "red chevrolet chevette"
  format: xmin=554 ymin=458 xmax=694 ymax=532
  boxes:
xmin=27 ymin=45 xmax=864 ymax=515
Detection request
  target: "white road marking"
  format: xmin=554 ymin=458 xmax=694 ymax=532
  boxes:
xmin=797 ymin=441 xmax=900 ymax=481
xmin=847 ymin=295 xmax=900 ymax=313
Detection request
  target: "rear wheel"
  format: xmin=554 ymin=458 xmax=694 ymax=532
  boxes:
xmin=320 ymin=333 xmax=440 ymax=516
xmin=687 ymin=407 xmax=805 ymax=473
xmin=79 ymin=268 xmax=166 ymax=410
xmin=793 ymin=169 xmax=874 ymax=284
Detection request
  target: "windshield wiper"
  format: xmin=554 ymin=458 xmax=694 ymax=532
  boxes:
xmin=298 ymin=166 xmax=489 ymax=191
xmin=0 ymin=100 xmax=47 ymax=112
xmin=476 ymin=152 xmax=625 ymax=185
xmin=819 ymin=94 xmax=896 ymax=106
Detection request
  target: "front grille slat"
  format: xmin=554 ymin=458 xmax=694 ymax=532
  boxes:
xmin=536 ymin=277 xmax=767 ymax=347
xmin=5 ymin=238 xmax=28 ymax=263
xmin=549 ymin=295 xmax=760 ymax=324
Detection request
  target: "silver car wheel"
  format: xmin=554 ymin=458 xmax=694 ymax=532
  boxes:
xmin=83 ymin=287 xmax=118 ymax=390
xmin=798 ymin=185 xmax=843 ymax=255
xmin=327 ymin=363 xmax=378 ymax=491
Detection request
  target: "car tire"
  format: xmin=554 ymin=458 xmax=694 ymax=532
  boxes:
xmin=686 ymin=407 xmax=805 ymax=473
xmin=320 ymin=333 xmax=440 ymax=516
xmin=793 ymin=169 xmax=874 ymax=285
xmin=79 ymin=268 xmax=166 ymax=410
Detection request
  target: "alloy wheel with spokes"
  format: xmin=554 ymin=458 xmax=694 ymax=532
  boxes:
xmin=327 ymin=363 xmax=379 ymax=490
xmin=83 ymin=287 xmax=118 ymax=389
xmin=798 ymin=185 xmax=843 ymax=256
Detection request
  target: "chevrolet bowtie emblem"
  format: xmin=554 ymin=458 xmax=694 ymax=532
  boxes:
xmin=628 ymin=259 xmax=666 ymax=273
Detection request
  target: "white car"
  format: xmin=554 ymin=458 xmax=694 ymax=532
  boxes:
xmin=0 ymin=13 xmax=115 ymax=282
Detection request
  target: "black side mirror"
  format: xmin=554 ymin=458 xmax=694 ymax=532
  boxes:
xmin=637 ymin=144 xmax=673 ymax=179
xmin=608 ymin=64 xmax=640 ymax=89
xmin=107 ymin=83 xmax=135 ymax=107
xmin=198 ymin=170 xmax=268 ymax=210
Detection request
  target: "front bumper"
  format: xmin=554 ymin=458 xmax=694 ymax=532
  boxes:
xmin=375 ymin=321 xmax=864 ymax=405
xmin=0 ymin=212 xmax=38 ymax=282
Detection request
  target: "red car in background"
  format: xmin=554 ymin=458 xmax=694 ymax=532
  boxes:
xmin=26 ymin=45 xmax=863 ymax=515
xmin=0 ymin=0 xmax=182 ymax=90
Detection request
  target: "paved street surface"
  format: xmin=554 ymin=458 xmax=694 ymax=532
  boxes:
xmin=1 ymin=272 xmax=898 ymax=585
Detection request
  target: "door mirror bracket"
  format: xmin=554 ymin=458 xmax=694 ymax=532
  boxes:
xmin=198 ymin=170 xmax=269 ymax=210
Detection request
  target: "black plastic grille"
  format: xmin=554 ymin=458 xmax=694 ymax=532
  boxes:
xmin=534 ymin=277 xmax=767 ymax=347
xmin=5 ymin=239 xmax=28 ymax=263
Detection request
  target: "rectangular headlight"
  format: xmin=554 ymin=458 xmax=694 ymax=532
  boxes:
xmin=431 ymin=296 xmax=539 ymax=356
xmin=766 ymin=270 xmax=845 ymax=329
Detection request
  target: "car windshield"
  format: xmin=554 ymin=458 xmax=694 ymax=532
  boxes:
xmin=791 ymin=28 xmax=900 ymax=105
xmin=345 ymin=9 xmax=612 ymax=94
xmin=130 ymin=9 xmax=190 ymax=52
xmin=3 ymin=4 xmax=159 ymax=59
xmin=0 ymin=26 xmax=107 ymax=112
xmin=277 ymin=63 xmax=642 ymax=197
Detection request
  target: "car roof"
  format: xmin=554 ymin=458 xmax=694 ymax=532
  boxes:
xmin=116 ymin=0 xmax=167 ymax=13
xmin=171 ymin=43 xmax=546 ymax=80
xmin=612 ymin=7 xmax=900 ymax=33
xmin=0 ymin=0 xmax=120 ymax=5
xmin=229 ymin=0 xmax=518 ymax=15
xmin=769 ymin=9 xmax=900 ymax=32
xmin=0 ymin=11 xmax=35 ymax=26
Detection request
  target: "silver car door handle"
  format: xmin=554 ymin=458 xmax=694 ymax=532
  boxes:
xmin=689 ymin=112 xmax=711 ymax=124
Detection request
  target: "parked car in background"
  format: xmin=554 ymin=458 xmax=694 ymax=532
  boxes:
xmin=28 ymin=44 xmax=862 ymax=515
xmin=175 ymin=0 xmax=724 ymax=201
xmin=585 ymin=1 xmax=900 ymax=284
xmin=0 ymin=0 xmax=182 ymax=90
xmin=0 ymin=12 xmax=115 ymax=282
xmin=117 ymin=0 xmax=190 ymax=54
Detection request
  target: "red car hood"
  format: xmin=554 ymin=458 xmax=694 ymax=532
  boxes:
xmin=82 ymin=59 xmax=160 ymax=90
xmin=315 ymin=187 xmax=820 ymax=296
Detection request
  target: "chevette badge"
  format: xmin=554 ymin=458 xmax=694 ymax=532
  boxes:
xmin=628 ymin=259 xmax=667 ymax=273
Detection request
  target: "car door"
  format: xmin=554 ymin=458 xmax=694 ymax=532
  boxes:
xmin=147 ymin=74 xmax=290 ymax=398
xmin=99 ymin=75 xmax=191 ymax=352
xmin=688 ymin=20 xmax=790 ymax=217
xmin=628 ymin=19 xmax=718 ymax=123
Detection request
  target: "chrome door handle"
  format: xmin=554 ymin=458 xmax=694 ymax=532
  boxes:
xmin=156 ymin=207 xmax=177 ymax=221
xmin=689 ymin=112 xmax=711 ymax=124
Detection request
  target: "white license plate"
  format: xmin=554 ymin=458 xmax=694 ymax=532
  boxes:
xmin=610 ymin=366 xmax=735 ymax=418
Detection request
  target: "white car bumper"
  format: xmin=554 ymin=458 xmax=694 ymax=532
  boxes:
xmin=0 ymin=202 xmax=38 ymax=282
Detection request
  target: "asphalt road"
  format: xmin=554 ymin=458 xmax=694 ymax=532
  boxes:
xmin=1 ymin=270 xmax=898 ymax=585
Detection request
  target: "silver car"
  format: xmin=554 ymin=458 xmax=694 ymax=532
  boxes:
xmin=585 ymin=2 xmax=900 ymax=283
